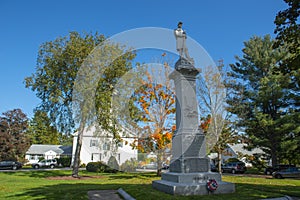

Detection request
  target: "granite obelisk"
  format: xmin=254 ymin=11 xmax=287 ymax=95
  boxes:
xmin=152 ymin=22 xmax=235 ymax=195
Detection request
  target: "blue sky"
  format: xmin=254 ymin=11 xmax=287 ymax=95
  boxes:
xmin=0 ymin=0 xmax=287 ymax=118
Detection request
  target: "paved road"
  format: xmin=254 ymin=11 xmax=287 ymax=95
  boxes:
xmin=0 ymin=167 xmax=77 ymax=172
xmin=222 ymin=173 xmax=273 ymax=178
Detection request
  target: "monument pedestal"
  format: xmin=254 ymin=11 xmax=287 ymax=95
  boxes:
xmin=152 ymin=58 xmax=235 ymax=195
xmin=152 ymin=172 xmax=235 ymax=195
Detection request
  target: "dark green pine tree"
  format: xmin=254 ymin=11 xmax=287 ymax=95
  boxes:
xmin=226 ymin=35 xmax=297 ymax=167
xmin=27 ymin=110 xmax=60 ymax=145
xmin=274 ymin=0 xmax=300 ymax=164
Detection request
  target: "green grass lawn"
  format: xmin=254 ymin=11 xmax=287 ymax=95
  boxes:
xmin=0 ymin=170 xmax=299 ymax=200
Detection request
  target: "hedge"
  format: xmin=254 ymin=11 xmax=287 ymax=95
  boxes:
xmin=86 ymin=161 xmax=118 ymax=173
xmin=57 ymin=157 xmax=72 ymax=167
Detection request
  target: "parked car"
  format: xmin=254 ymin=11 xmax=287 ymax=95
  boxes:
xmin=32 ymin=159 xmax=58 ymax=169
xmin=272 ymin=167 xmax=300 ymax=179
xmin=162 ymin=163 xmax=169 ymax=170
xmin=264 ymin=164 xmax=295 ymax=175
xmin=142 ymin=162 xmax=157 ymax=169
xmin=221 ymin=162 xmax=246 ymax=174
xmin=210 ymin=164 xmax=217 ymax=172
xmin=0 ymin=160 xmax=22 ymax=170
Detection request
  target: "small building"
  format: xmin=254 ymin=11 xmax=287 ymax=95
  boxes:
xmin=72 ymin=126 xmax=138 ymax=166
xmin=25 ymin=144 xmax=72 ymax=164
xmin=209 ymin=143 xmax=265 ymax=167
xmin=224 ymin=143 xmax=264 ymax=166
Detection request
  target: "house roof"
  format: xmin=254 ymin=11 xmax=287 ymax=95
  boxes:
xmin=26 ymin=144 xmax=72 ymax=155
xmin=228 ymin=143 xmax=264 ymax=156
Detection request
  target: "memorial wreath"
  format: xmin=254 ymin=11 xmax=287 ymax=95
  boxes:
xmin=207 ymin=179 xmax=218 ymax=191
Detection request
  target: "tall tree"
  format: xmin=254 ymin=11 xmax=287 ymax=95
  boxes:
xmin=25 ymin=31 xmax=136 ymax=177
xmin=131 ymin=60 xmax=175 ymax=176
xmin=197 ymin=60 xmax=240 ymax=172
xmin=25 ymin=32 xmax=105 ymax=134
xmin=197 ymin=60 xmax=227 ymax=152
xmin=226 ymin=35 xmax=293 ymax=167
xmin=27 ymin=110 xmax=60 ymax=144
xmin=274 ymin=0 xmax=300 ymax=161
xmin=274 ymin=0 xmax=300 ymax=72
xmin=0 ymin=109 xmax=30 ymax=161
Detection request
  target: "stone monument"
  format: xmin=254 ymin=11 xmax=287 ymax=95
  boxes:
xmin=152 ymin=22 xmax=235 ymax=195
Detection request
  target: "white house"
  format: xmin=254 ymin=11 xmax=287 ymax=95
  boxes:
xmin=72 ymin=126 xmax=138 ymax=166
xmin=224 ymin=143 xmax=264 ymax=166
xmin=25 ymin=144 xmax=72 ymax=164
xmin=208 ymin=143 xmax=265 ymax=167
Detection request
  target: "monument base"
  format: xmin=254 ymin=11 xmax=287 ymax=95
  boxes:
xmin=152 ymin=172 xmax=235 ymax=195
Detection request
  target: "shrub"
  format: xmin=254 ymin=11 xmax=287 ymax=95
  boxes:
xmin=57 ymin=157 xmax=72 ymax=167
xmin=86 ymin=161 xmax=118 ymax=173
xmin=225 ymin=158 xmax=241 ymax=163
xmin=80 ymin=163 xmax=86 ymax=168
xmin=138 ymin=153 xmax=147 ymax=161
xmin=107 ymin=156 xmax=119 ymax=170
xmin=120 ymin=158 xmax=138 ymax=172
xmin=86 ymin=162 xmax=102 ymax=172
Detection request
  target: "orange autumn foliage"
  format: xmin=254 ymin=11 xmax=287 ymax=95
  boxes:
xmin=131 ymin=57 xmax=175 ymax=155
xmin=200 ymin=115 xmax=212 ymax=133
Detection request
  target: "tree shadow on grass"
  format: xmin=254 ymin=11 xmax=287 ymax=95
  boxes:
xmin=8 ymin=183 xmax=121 ymax=200
xmin=6 ymin=181 xmax=300 ymax=200
xmin=108 ymin=172 xmax=158 ymax=180
xmin=2 ymin=170 xmax=70 ymax=178
xmin=236 ymin=183 xmax=300 ymax=199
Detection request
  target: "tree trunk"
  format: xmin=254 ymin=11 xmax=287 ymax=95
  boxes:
xmin=271 ymin=148 xmax=278 ymax=168
xmin=156 ymin=151 xmax=162 ymax=176
xmin=218 ymin=149 xmax=222 ymax=174
xmin=72 ymin=121 xmax=84 ymax=178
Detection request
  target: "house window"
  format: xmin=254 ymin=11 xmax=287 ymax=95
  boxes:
xmin=90 ymin=139 xmax=98 ymax=147
xmin=103 ymin=142 xmax=110 ymax=151
xmin=118 ymin=153 xmax=121 ymax=163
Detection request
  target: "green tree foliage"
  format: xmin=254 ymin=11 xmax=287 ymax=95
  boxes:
xmin=27 ymin=110 xmax=60 ymax=145
xmin=226 ymin=35 xmax=298 ymax=166
xmin=25 ymin=31 xmax=136 ymax=177
xmin=274 ymin=0 xmax=300 ymax=72
xmin=278 ymin=112 xmax=300 ymax=164
xmin=94 ymin=47 xmax=136 ymax=143
xmin=0 ymin=109 xmax=30 ymax=161
xmin=274 ymin=1 xmax=300 ymax=162
xmin=25 ymin=32 xmax=105 ymax=134
xmin=58 ymin=133 xmax=73 ymax=146
xmin=120 ymin=158 xmax=138 ymax=172
xmin=25 ymin=32 xmax=105 ymax=177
